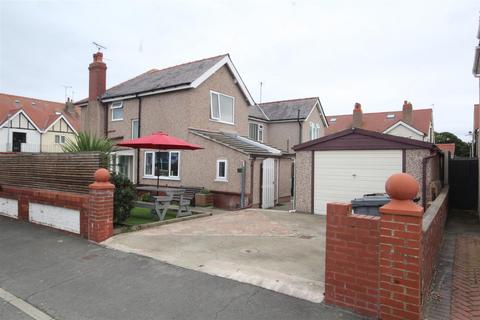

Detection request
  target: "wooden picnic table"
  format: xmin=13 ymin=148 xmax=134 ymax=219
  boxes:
xmin=137 ymin=186 xmax=191 ymax=220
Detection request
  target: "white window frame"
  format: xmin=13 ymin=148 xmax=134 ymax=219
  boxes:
xmin=143 ymin=150 xmax=181 ymax=180
xmin=210 ymin=91 xmax=235 ymax=125
xmin=111 ymin=101 xmax=124 ymax=121
xmin=249 ymin=123 xmax=264 ymax=142
xmin=131 ymin=119 xmax=139 ymax=139
xmin=309 ymin=122 xmax=320 ymax=140
xmin=215 ymin=159 xmax=228 ymax=182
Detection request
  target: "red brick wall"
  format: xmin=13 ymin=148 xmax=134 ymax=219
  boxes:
xmin=324 ymin=203 xmax=380 ymax=317
xmin=0 ymin=185 xmax=89 ymax=237
xmin=421 ymin=188 xmax=449 ymax=304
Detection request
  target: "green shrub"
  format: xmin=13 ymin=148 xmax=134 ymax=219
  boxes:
xmin=139 ymin=193 xmax=153 ymax=202
xmin=199 ymin=188 xmax=212 ymax=194
xmin=110 ymin=172 xmax=136 ymax=223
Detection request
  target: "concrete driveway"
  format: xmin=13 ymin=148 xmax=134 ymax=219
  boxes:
xmin=104 ymin=209 xmax=326 ymax=303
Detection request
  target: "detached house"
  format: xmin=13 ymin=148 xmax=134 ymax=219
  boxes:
xmin=0 ymin=93 xmax=79 ymax=153
xmin=325 ymin=101 xmax=434 ymax=142
xmin=76 ymin=52 xmax=294 ymax=209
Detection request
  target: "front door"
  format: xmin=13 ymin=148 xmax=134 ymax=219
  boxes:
xmin=262 ymin=158 xmax=275 ymax=209
xmin=12 ymin=132 xmax=26 ymax=152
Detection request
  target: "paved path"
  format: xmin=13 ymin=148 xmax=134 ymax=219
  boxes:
xmin=0 ymin=216 xmax=360 ymax=320
xmin=424 ymin=211 xmax=480 ymax=320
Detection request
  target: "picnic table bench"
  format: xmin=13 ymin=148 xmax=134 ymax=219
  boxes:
xmin=135 ymin=186 xmax=202 ymax=221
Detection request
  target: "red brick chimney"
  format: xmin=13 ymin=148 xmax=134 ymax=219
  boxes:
xmin=88 ymin=52 xmax=107 ymax=102
xmin=352 ymin=102 xmax=363 ymax=128
xmin=402 ymin=100 xmax=413 ymax=125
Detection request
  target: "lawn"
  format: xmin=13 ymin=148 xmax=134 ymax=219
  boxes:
xmin=122 ymin=207 xmax=179 ymax=226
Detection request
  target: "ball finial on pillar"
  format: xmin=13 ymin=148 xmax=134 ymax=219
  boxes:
xmin=385 ymin=173 xmax=419 ymax=201
xmin=94 ymin=168 xmax=110 ymax=183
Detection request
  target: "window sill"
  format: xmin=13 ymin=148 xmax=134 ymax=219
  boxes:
xmin=143 ymin=176 xmax=181 ymax=181
xmin=215 ymin=178 xmax=228 ymax=183
xmin=210 ymin=119 xmax=235 ymax=126
xmin=111 ymin=119 xmax=124 ymax=122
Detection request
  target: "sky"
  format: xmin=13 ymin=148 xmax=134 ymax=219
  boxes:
xmin=0 ymin=0 xmax=478 ymax=141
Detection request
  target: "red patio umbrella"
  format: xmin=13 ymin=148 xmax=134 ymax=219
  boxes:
xmin=117 ymin=132 xmax=203 ymax=192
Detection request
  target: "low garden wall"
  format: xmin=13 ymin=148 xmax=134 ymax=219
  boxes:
xmin=0 ymin=153 xmax=114 ymax=242
xmin=324 ymin=173 xmax=449 ymax=320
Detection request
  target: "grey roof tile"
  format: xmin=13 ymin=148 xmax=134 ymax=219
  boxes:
xmin=250 ymin=97 xmax=318 ymax=121
xmin=102 ymin=54 xmax=227 ymax=99
xmin=189 ymin=129 xmax=282 ymax=156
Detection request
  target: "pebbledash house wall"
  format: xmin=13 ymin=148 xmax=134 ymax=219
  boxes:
xmin=294 ymin=148 xmax=441 ymax=214
xmin=100 ymin=65 xmax=290 ymax=208
xmin=324 ymin=181 xmax=449 ymax=319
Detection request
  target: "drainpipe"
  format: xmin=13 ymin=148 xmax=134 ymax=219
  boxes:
xmin=290 ymin=157 xmax=296 ymax=213
xmin=249 ymin=157 xmax=256 ymax=206
xmin=240 ymin=160 xmax=246 ymax=208
xmin=136 ymin=95 xmax=142 ymax=185
xmin=422 ymin=152 xmax=438 ymax=209
xmin=297 ymin=109 xmax=302 ymax=144
xmin=103 ymin=98 xmax=108 ymax=138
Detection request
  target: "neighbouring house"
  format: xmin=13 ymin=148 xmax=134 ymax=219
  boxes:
xmin=247 ymin=97 xmax=329 ymax=153
xmin=293 ymin=128 xmax=443 ymax=215
xmin=0 ymin=93 xmax=79 ymax=153
xmin=76 ymin=52 xmax=292 ymax=209
xmin=325 ymin=101 xmax=434 ymax=142
xmin=437 ymin=143 xmax=455 ymax=158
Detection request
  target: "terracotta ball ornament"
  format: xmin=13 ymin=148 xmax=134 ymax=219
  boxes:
xmin=94 ymin=168 xmax=110 ymax=182
xmin=380 ymin=173 xmax=423 ymax=216
xmin=385 ymin=173 xmax=419 ymax=201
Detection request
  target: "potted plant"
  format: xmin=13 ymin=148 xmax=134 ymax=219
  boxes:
xmin=195 ymin=188 xmax=214 ymax=207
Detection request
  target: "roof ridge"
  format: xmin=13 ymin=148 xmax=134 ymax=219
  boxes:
xmin=0 ymin=92 xmax=64 ymax=105
xmin=149 ymin=53 xmax=228 ymax=74
xmin=327 ymin=108 xmax=432 ymax=118
xmin=260 ymin=97 xmax=318 ymax=105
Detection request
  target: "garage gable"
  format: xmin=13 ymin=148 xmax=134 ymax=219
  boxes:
xmin=293 ymin=128 xmax=437 ymax=151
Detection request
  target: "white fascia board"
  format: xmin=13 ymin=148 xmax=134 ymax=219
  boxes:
xmin=0 ymin=109 xmax=42 ymax=132
xmin=101 ymin=85 xmax=192 ymax=103
xmin=102 ymin=95 xmax=137 ymax=103
xmin=237 ymin=136 xmax=282 ymax=154
xmin=248 ymin=116 xmax=268 ymax=123
xmin=44 ymin=114 xmax=78 ymax=134
xmin=191 ymin=56 xmax=256 ymax=106
xmin=383 ymin=121 xmax=425 ymax=136
xmin=304 ymin=99 xmax=329 ymax=127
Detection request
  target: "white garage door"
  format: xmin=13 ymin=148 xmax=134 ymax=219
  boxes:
xmin=314 ymin=150 xmax=402 ymax=215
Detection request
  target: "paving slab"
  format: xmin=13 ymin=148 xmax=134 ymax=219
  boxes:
xmin=104 ymin=209 xmax=326 ymax=303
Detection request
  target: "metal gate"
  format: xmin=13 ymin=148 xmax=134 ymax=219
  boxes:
xmin=449 ymin=158 xmax=478 ymax=211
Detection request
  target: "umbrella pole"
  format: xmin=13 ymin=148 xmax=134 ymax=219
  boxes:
xmin=156 ymin=174 xmax=160 ymax=196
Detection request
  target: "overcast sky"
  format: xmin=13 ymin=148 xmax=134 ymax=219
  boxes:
xmin=0 ymin=0 xmax=478 ymax=141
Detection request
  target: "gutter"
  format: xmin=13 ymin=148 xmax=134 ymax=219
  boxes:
xmin=422 ymin=152 xmax=438 ymax=209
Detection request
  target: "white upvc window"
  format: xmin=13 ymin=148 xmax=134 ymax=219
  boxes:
xmin=111 ymin=101 xmax=124 ymax=121
xmin=309 ymin=122 xmax=320 ymax=140
xmin=144 ymin=151 xmax=180 ymax=180
xmin=249 ymin=123 xmax=264 ymax=142
xmin=215 ymin=159 xmax=228 ymax=182
xmin=54 ymin=135 xmax=66 ymax=144
xmin=210 ymin=91 xmax=235 ymax=124
xmin=131 ymin=119 xmax=139 ymax=139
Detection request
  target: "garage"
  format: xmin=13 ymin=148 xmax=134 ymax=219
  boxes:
xmin=314 ymin=150 xmax=402 ymax=214
xmin=293 ymin=128 xmax=441 ymax=215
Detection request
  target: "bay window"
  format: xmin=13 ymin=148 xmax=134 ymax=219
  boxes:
xmin=144 ymin=151 xmax=180 ymax=179
xmin=210 ymin=91 xmax=234 ymax=124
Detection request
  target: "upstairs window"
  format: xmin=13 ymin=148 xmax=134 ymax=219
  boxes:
xmin=210 ymin=91 xmax=234 ymax=124
xmin=131 ymin=119 xmax=139 ymax=139
xmin=249 ymin=123 xmax=264 ymax=142
xmin=55 ymin=135 xmax=66 ymax=144
xmin=111 ymin=101 xmax=124 ymax=121
xmin=309 ymin=122 xmax=320 ymax=140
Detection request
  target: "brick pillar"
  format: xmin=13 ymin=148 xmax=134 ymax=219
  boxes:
xmin=379 ymin=173 xmax=423 ymax=320
xmin=88 ymin=168 xmax=114 ymax=242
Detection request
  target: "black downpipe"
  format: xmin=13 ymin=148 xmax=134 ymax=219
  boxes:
xmin=297 ymin=109 xmax=302 ymax=144
xmin=136 ymin=96 xmax=142 ymax=185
